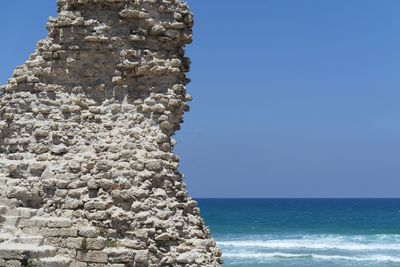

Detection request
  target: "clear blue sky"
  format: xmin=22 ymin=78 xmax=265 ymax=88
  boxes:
xmin=1 ymin=1 xmax=400 ymax=198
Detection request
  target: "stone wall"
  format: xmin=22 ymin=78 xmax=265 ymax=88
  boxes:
xmin=0 ymin=0 xmax=222 ymax=266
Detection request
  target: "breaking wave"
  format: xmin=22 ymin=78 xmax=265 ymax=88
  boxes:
xmin=223 ymin=252 xmax=400 ymax=263
xmin=219 ymin=234 xmax=400 ymax=264
xmin=218 ymin=238 xmax=400 ymax=251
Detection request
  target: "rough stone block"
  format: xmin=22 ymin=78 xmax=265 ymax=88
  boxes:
xmin=19 ymin=219 xmax=36 ymax=227
xmin=105 ymin=248 xmax=135 ymax=263
xmin=4 ymin=260 xmax=21 ymax=267
xmin=77 ymin=251 xmax=108 ymax=263
xmin=0 ymin=206 xmax=7 ymax=215
xmin=2 ymin=216 xmax=19 ymax=227
xmin=40 ymin=227 xmax=78 ymax=237
xmin=65 ymin=237 xmax=84 ymax=249
xmin=70 ymin=262 xmax=88 ymax=267
xmin=0 ymin=244 xmax=56 ymax=259
xmin=47 ymin=217 xmax=73 ymax=228
xmin=35 ymin=256 xmax=72 ymax=267
xmin=86 ymin=238 xmax=106 ymax=250
xmin=78 ymin=227 xmax=99 ymax=238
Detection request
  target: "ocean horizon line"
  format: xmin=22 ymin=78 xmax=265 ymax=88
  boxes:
xmin=193 ymin=197 xmax=400 ymax=200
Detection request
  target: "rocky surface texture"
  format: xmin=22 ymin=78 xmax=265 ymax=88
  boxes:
xmin=0 ymin=0 xmax=221 ymax=266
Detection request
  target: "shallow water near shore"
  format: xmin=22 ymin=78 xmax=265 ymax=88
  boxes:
xmin=196 ymin=199 xmax=400 ymax=267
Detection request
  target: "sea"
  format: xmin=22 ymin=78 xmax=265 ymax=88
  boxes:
xmin=196 ymin=199 xmax=400 ymax=267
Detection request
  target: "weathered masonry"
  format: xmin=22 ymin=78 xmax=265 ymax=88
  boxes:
xmin=0 ymin=0 xmax=221 ymax=266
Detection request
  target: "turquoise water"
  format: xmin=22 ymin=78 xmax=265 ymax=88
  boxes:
xmin=196 ymin=199 xmax=400 ymax=267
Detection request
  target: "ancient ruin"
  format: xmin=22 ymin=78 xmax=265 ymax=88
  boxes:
xmin=0 ymin=0 xmax=221 ymax=266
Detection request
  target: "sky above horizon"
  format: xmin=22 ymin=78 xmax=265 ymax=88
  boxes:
xmin=1 ymin=1 xmax=400 ymax=198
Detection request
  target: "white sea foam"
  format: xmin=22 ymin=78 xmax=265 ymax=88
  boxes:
xmin=223 ymin=252 xmax=310 ymax=259
xmin=223 ymin=252 xmax=400 ymax=263
xmin=312 ymin=254 xmax=400 ymax=263
xmin=218 ymin=239 xmax=400 ymax=251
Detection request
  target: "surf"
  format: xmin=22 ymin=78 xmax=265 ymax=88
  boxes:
xmin=223 ymin=252 xmax=400 ymax=263
xmin=218 ymin=238 xmax=400 ymax=251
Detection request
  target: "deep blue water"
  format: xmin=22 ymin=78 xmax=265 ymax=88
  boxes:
xmin=196 ymin=199 xmax=400 ymax=267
